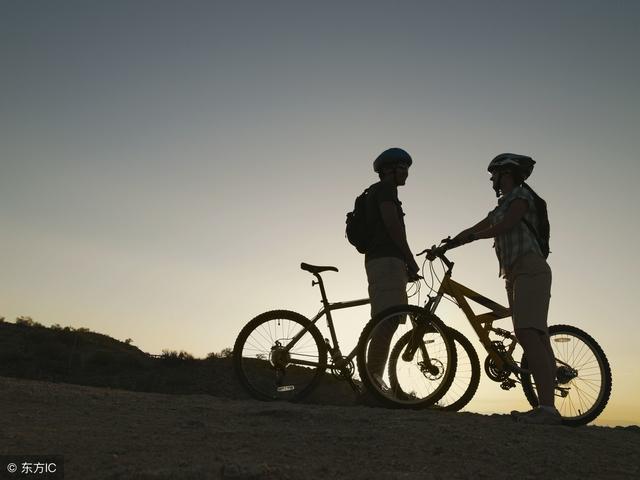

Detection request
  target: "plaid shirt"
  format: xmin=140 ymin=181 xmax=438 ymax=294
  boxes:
xmin=488 ymin=185 xmax=543 ymax=277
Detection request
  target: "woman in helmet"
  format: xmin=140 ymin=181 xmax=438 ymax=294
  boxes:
xmin=447 ymin=153 xmax=558 ymax=425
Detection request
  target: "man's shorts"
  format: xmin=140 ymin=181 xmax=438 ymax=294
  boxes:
xmin=365 ymin=256 xmax=408 ymax=318
xmin=505 ymin=252 xmax=552 ymax=333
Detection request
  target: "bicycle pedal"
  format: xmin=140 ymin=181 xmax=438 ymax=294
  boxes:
xmin=500 ymin=379 xmax=516 ymax=390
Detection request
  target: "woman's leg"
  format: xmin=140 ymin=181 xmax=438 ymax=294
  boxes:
xmin=516 ymin=327 xmax=555 ymax=407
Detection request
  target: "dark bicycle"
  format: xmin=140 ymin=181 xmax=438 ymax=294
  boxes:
xmin=233 ymin=262 xmax=456 ymax=405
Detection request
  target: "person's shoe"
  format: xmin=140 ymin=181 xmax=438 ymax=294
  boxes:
xmin=372 ymin=373 xmax=391 ymax=393
xmin=512 ymin=406 xmax=563 ymax=425
xmin=510 ymin=408 xmax=535 ymax=419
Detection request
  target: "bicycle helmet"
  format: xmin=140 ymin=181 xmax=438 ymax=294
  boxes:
xmin=487 ymin=153 xmax=535 ymax=179
xmin=373 ymin=148 xmax=413 ymax=173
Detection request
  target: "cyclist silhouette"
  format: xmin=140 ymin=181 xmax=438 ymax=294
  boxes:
xmin=364 ymin=148 xmax=420 ymax=381
xmin=446 ymin=153 xmax=560 ymax=425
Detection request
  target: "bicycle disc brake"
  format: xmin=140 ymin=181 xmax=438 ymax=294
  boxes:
xmin=419 ymin=358 xmax=444 ymax=380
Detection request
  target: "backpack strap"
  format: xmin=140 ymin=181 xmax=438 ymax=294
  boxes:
xmin=522 ymin=218 xmax=543 ymax=252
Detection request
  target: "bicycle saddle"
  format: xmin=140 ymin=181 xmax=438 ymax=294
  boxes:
xmin=300 ymin=262 xmax=339 ymax=274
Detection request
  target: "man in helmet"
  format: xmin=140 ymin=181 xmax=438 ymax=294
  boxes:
xmin=365 ymin=147 xmax=421 ymax=381
xmin=446 ymin=153 xmax=558 ymax=425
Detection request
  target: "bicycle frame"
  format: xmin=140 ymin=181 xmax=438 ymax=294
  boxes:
xmin=283 ymin=270 xmax=370 ymax=369
xmin=427 ymin=257 xmax=520 ymax=374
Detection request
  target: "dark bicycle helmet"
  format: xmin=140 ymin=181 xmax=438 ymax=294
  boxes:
xmin=373 ymin=148 xmax=413 ymax=173
xmin=488 ymin=153 xmax=535 ymax=179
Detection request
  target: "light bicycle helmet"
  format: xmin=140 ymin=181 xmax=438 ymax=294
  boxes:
xmin=373 ymin=148 xmax=413 ymax=173
xmin=487 ymin=153 xmax=535 ymax=179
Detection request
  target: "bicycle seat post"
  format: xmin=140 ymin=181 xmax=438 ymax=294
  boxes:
xmin=312 ymin=273 xmax=330 ymax=308
xmin=312 ymin=273 xmax=341 ymax=358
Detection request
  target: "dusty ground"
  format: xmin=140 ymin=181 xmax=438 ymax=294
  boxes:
xmin=1 ymin=376 xmax=638 ymax=480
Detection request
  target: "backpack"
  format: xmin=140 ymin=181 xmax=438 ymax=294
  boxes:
xmin=345 ymin=188 xmax=372 ymax=254
xmin=522 ymin=183 xmax=550 ymax=258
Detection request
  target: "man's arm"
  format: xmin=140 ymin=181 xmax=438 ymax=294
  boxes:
xmin=379 ymin=201 xmax=419 ymax=274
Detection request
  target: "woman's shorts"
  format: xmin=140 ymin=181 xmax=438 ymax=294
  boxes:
xmin=505 ymin=252 xmax=552 ymax=333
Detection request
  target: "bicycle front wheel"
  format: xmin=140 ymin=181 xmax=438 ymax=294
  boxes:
xmin=389 ymin=327 xmax=480 ymax=412
xmin=520 ymin=324 xmax=612 ymax=426
xmin=357 ymin=305 xmax=457 ymax=408
xmin=433 ymin=328 xmax=481 ymax=412
xmin=233 ymin=310 xmax=327 ymax=401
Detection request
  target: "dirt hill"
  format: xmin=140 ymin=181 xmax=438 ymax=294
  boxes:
xmin=2 ymin=321 xmax=639 ymax=479
xmin=1 ymin=376 xmax=639 ymax=480
xmin=0 ymin=320 xmax=356 ymax=405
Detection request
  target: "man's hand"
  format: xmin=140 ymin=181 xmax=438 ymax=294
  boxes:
xmin=408 ymin=271 xmax=423 ymax=282
xmin=407 ymin=258 xmax=420 ymax=279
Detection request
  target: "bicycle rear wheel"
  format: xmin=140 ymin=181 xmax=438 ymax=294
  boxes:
xmin=357 ymin=305 xmax=457 ymax=408
xmin=233 ymin=310 xmax=327 ymax=401
xmin=520 ymin=324 xmax=612 ymax=426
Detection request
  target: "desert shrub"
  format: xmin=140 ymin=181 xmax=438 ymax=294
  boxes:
xmin=15 ymin=316 xmax=44 ymax=328
xmin=206 ymin=347 xmax=233 ymax=360
xmin=160 ymin=349 xmax=195 ymax=363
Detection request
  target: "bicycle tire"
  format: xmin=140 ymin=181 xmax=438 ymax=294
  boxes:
xmin=520 ymin=324 xmax=612 ymax=426
xmin=233 ymin=310 xmax=327 ymax=401
xmin=434 ymin=328 xmax=481 ymax=412
xmin=356 ymin=304 xmax=457 ymax=409
xmin=389 ymin=327 xmax=480 ymax=412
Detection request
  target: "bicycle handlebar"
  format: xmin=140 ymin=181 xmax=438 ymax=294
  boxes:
xmin=416 ymin=236 xmax=459 ymax=270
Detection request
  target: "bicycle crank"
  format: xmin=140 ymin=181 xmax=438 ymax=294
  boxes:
xmin=500 ymin=378 xmax=517 ymax=390
xmin=484 ymin=356 xmax=510 ymax=382
xmin=330 ymin=357 xmax=355 ymax=380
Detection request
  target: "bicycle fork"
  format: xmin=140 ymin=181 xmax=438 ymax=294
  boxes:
xmin=401 ymin=312 xmax=442 ymax=377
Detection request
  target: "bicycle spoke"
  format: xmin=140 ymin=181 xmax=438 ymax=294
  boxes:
xmin=524 ymin=325 xmax=611 ymax=425
xmin=234 ymin=311 xmax=326 ymax=401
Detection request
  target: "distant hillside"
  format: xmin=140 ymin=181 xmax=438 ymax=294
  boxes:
xmin=0 ymin=320 xmax=355 ymax=405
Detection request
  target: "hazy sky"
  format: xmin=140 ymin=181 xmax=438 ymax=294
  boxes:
xmin=2 ymin=1 xmax=639 ymax=425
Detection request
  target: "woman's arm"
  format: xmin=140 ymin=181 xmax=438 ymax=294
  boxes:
xmin=452 ymin=216 xmax=492 ymax=243
xmin=450 ymin=198 xmax=528 ymax=246
xmin=474 ymin=198 xmax=528 ymax=240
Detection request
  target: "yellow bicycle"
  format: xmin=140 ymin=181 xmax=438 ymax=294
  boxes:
xmin=358 ymin=240 xmax=612 ymax=426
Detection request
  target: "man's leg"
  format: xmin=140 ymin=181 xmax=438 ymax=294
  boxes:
xmin=365 ymin=257 xmax=408 ymax=378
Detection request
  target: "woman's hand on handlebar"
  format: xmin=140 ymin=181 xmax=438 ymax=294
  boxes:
xmin=417 ymin=236 xmax=460 ymax=261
